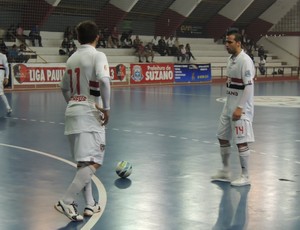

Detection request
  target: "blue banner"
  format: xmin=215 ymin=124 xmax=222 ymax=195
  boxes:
xmin=174 ymin=63 xmax=212 ymax=83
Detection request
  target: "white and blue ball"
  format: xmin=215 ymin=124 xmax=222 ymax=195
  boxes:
xmin=115 ymin=161 xmax=133 ymax=178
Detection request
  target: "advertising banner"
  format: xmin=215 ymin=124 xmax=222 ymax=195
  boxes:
xmin=130 ymin=63 xmax=174 ymax=85
xmin=11 ymin=63 xmax=66 ymax=85
xmin=174 ymin=63 xmax=212 ymax=83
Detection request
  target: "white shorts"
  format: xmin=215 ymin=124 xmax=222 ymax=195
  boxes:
xmin=68 ymin=132 xmax=106 ymax=165
xmin=217 ymin=114 xmax=254 ymax=144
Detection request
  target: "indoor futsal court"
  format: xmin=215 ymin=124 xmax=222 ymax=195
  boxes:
xmin=0 ymin=80 xmax=300 ymax=230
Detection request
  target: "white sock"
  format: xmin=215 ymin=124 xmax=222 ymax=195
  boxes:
xmin=220 ymin=144 xmax=231 ymax=171
xmin=63 ymin=165 xmax=96 ymax=204
xmin=239 ymin=146 xmax=250 ymax=177
xmin=83 ymin=181 xmax=95 ymax=207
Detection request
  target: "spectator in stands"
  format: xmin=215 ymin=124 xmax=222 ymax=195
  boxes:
xmin=120 ymin=30 xmax=133 ymax=48
xmin=15 ymin=24 xmax=28 ymax=44
xmin=136 ymin=41 xmax=145 ymax=63
xmin=185 ymin=43 xmax=196 ymax=62
xmin=68 ymin=44 xmax=77 ymax=57
xmin=177 ymin=44 xmax=186 ymax=62
xmin=258 ymin=55 xmax=266 ymax=75
xmin=7 ymin=44 xmax=28 ymax=63
xmin=101 ymin=27 xmax=110 ymax=48
xmin=158 ymin=36 xmax=168 ymax=56
xmin=18 ymin=44 xmax=31 ymax=63
xmin=96 ymin=28 xmax=106 ymax=48
xmin=133 ymin=35 xmax=141 ymax=52
xmin=59 ymin=37 xmax=75 ymax=56
xmin=167 ymin=35 xmax=177 ymax=56
xmin=110 ymin=26 xmax=120 ymax=48
xmin=258 ymin=45 xmax=265 ymax=58
xmin=6 ymin=24 xmax=16 ymax=41
xmin=0 ymin=39 xmax=8 ymax=56
xmin=64 ymin=26 xmax=75 ymax=40
xmin=29 ymin=24 xmax=42 ymax=47
xmin=144 ymin=42 xmax=154 ymax=63
xmin=151 ymin=35 xmax=159 ymax=53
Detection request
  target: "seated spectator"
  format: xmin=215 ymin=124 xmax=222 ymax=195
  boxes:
xmin=167 ymin=35 xmax=177 ymax=56
xmin=258 ymin=45 xmax=265 ymax=58
xmin=136 ymin=41 xmax=145 ymax=63
xmin=258 ymin=55 xmax=266 ymax=75
xmin=158 ymin=36 xmax=168 ymax=56
xmin=0 ymin=38 xmax=8 ymax=55
xmin=15 ymin=24 xmax=28 ymax=44
xmin=151 ymin=35 xmax=159 ymax=53
xmin=144 ymin=42 xmax=154 ymax=63
xmin=64 ymin=26 xmax=75 ymax=40
xmin=18 ymin=44 xmax=32 ymax=62
xmin=7 ymin=44 xmax=29 ymax=63
xmin=59 ymin=37 xmax=75 ymax=55
xmin=101 ymin=27 xmax=110 ymax=48
xmin=96 ymin=28 xmax=106 ymax=48
xmin=132 ymin=35 xmax=141 ymax=51
xmin=120 ymin=30 xmax=133 ymax=48
xmin=177 ymin=44 xmax=186 ymax=62
xmin=110 ymin=26 xmax=120 ymax=48
xmin=185 ymin=43 xmax=196 ymax=61
xmin=29 ymin=24 xmax=42 ymax=47
xmin=6 ymin=24 xmax=16 ymax=41
xmin=68 ymin=44 xmax=77 ymax=57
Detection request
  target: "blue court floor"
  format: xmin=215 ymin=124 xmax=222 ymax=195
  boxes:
xmin=0 ymin=80 xmax=300 ymax=230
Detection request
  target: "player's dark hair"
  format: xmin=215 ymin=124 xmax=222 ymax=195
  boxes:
xmin=226 ymin=29 xmax=242 ymax=43
xmin=76 ymin=20 xmax=99 ymax=44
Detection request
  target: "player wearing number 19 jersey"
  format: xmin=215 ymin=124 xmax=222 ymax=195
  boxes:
xmin=211 ymin=30 xmax=255 ymax=187
xmin=56 ymin=20 xmax=111 ymax=222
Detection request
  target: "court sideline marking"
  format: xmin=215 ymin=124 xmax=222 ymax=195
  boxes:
xmin=4 ymin=116 xmax=300 ymax=166
xmin=0 ymin=143 xmax=107 ymax=230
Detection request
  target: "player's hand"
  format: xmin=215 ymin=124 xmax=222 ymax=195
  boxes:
xmin=95 ymin=104 xmax=110 ymax=126
xmin=232 ymin=107 xmax=243 ymax=121
xmin=3 ymin=78 xmax=9 ymax=86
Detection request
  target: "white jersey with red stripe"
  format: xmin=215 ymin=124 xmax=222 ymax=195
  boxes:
xmin=60 ymin=44 xmax=110 ymax=134
xmin=223 ymin=49 xmax=255 ymax=121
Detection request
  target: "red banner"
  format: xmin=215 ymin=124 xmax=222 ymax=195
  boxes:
xmin=130 ymin=63 xmax=174 ymax=84
xmin=12 ymin=63 xmax=66 ymax=85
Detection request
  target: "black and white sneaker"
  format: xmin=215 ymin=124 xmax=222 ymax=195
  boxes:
xmin=54 ymin=200 xmax=83 ymax=221
xmin=83 ymin=201 xmax=101 ymax=217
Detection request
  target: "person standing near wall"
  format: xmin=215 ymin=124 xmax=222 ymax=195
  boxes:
xmin=55 ymin=20 xmax=111 ymax=221
xmin=211 ymin=29 xmax=255 ymax=187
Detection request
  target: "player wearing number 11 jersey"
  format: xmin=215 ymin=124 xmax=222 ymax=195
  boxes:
xmin=55 ymin=20 xmax=111 ymax=222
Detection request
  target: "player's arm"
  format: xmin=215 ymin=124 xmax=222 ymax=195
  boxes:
xmin=96 ymin=76 xmax=111 ymax=126
xmin=94 ymin=53 xmax=111 ymax=125
xmin=60 ymin=71 xmax=71 ymax=103
xmin=232 ymin=61 xmax=254 ymax=120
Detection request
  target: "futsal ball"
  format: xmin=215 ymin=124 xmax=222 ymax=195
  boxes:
xmin=116 ymin=161 xmax=132 ymax=178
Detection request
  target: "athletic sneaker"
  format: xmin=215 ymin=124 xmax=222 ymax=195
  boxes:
xmin=83 ymin=201 xmax=101 ymax=217
xmin=7 ymin=109 xmax=12 ymax=115
xmin=54 ymin=200 xmax=83 ymax=221
xmin=231 ymin=175 xmax=251 ymax=187
xmin=211 ymin=169 xmax=230 ymax=182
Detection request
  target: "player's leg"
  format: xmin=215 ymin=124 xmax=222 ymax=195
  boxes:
xmin=231 ymin=119 xmax=254 ymax=186
xmin=0 ymin=76 xmax=12 ymax=114
xmin=55 ymin=133 xmax=100 ymax=221
xmin=212 ymin=114 xmax=232 ymax=182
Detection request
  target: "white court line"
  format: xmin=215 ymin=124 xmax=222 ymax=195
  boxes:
xmin=0 ymin=143 xmax=106 ymax=230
